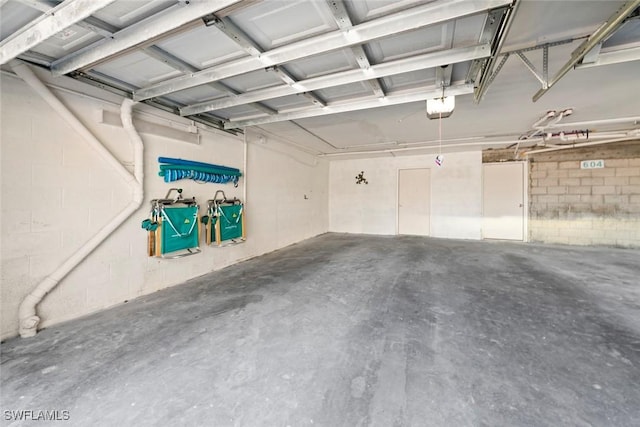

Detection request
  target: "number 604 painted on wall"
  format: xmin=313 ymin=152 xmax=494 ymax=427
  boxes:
xmin=580 ymin=159 xmax=605 ymax=169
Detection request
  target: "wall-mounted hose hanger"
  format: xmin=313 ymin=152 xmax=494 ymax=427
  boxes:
xmin=355 ymin=171 xmax=368 ymax=184
xmin=143 ymin=188 xmax=201 ymax=258
xmin=201 ymin=190 xmax=245 ymax=247
xmin=158 ymin=157 xmax=242 ymax=187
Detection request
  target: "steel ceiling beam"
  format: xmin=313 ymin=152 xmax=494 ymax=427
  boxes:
xmin=465 ymin=5 xmax=509 ymax=85
xmin=473 ymin=0 xmax=519 ymax=102
xmin=134 ymin=0 xmax=511 ymax=101
xmin=326 ymin=0 xmax=386 ymax=98
xmin=575 ymin=45 xmax=640 ymax=68
xmin=142 ymin=45 xmax=277 ymax=115
xmin=265 ymin=66 xmax=327 ymax=107
xmin=435 ymin=64 xmax=453 ymax=88
xmin=533 ymin=0 xmax=640 ymax=101
xmin=205 ymin=14 xmax=325 ymax=109
xmin=204 ymin=14 xmax=263 ymax=56
xmin=224 ymin=83 xmax=475 ymax=129
xmin=16 ymin=0 xmax=61 ymax=12
xmin=17 ymin=0 xmax=121 ymax=38
xmin=50 ymin=0 xmax=242 ymax=76
xmin=516 ymin=52 xmax=547 ymax=87
xmin=180 ymin=44 xmax=489 ymax=116
xmin=0 ymin=0 xmax=117 ymax=65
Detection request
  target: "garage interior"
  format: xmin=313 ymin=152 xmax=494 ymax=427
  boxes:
xmin=1 ymin=0 xmax=639 ymax=425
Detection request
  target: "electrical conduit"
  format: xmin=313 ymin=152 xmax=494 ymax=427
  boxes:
xmin=12 ymin=61 xmax=144 ymax=338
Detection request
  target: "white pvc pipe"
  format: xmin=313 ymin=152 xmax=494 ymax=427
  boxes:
xmin=319 ymin=138 xmax=545 ymax=157
xmin=545 ymin=116 xmax=640 ymax=129
xmin=243 ymin=128 xmax=248 ymax=207
xmin=10 ymin=62 xmax=134 ymax=185
xmin=525 ymin=136 xmax=639 ymax=155
xmin=12 ymin=61 xmax=144 ymax=338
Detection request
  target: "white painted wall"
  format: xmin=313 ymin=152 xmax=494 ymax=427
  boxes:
xmin=329 ymin=152 xmax=482 ymax=239
xmin=0 ymin=70 xmax=328 ymax=339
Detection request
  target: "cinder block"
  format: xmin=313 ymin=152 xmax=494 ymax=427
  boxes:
xmin=1 ymin=209 xmax=31 ymax=234
xmin=568 ymin=203 xmax=592 ymax=212
xmin=548 ymin=169 xmax=570 ymax=178
xmin=572 ymin=219 xmax=594 ymax=230
xmin=615 ymin=239 xmax=639 ymax=248
xmin=568 ymin=236 xmax=593 ymax=246
xmin=1 ymin=230 xmax=63 ymax=258
xmin=568 ymin=186 xmax=591 ymax=195
xmin=531 ymin=186 xmax=547 ymax=195
xmin=555 ymin=225 xmax=575 ymax=237
xmin=604 ymin=195 xmax=628 ymax=204
xmin=539 ymin=178 xmax=558 ymax=187
xmin=604 ymin=159 xmax=629 ymax=167
xmin=530 ymin=204 xmax=547 ymax=216
xmin=629 ymin=177 xmax=640 ymax=185
xmin=559 ymin=194 xmax=581 ymax=203
xmin=559 ymin=178 xmax=580 ymax=186
xmin=531 ymin=170 xmax=546 ymax=179
xmin=568 ymin=169 xmax=592 ymax=178
xmin=31 ymin=163 xmax=64 ymax=188
xmin=580 ymin=194 xmax=603 ymax=204
xmin=630 ymin=195 xmax=640 ymax=204
xmin=548 ymin=236 xmax=570 ymax=245
xmin=538 ymin=195 xmax=559 ymax=203
xmin=28 ymin=253 xmax=64 ymax=278
xmin=547 ymin=186 xmax=567 ymax=195
xmin=590 ymin=168 xmax=616 ymax=177
xmin=537 ymin=162 xmax=559 ymax=171
xmin=592 ymin=186 xmax=616 ymax=195
xmin=628 ymin=158 xmax=640 ymax=167
xmin=559 ymin=161 xmax=580 ymax=169
xmin=617 ymin=167 xmax=640 ymax=177
xmin=1 ymin=255 xmax=30 ymax=282
xmin=604 ymin=176 xmax=629 ymax=186
xmin=621 ymin=185 xmax=640 ymax=195
xmin=581 ymin=177 xmax=604 ymax=186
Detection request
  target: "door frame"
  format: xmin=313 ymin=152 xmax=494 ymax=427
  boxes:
xmin=481 ymin=161 xmax=529 ymax=242
xmin=396 ymin=167 xmax=432 ymax=236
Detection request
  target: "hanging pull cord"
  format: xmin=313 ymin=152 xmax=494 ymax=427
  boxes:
xmin=439 ymin=111 xmax=442 ymax=156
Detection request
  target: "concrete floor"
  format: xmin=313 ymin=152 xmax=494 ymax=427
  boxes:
xmin=1 ymin=234 xmax=639 ymax=426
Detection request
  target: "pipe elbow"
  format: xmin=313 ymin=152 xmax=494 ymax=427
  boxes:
xmin=120 ymin=98 xmax=136 ymax=125
xmin=19 ymin=316 xmax=40 ymax=338
xmin=18 ymin=293 xmax=44 ymax=338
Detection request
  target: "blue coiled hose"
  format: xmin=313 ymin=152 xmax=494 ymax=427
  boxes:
xmin=162 ymin=168 xmax=239 ymax=185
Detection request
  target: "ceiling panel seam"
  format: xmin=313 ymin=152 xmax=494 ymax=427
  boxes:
xmin=205 ymin=13 xmax=327 ymax=110
xmin=17 ymin=0 xmax=274 ymax=119
xmin=325 ymin=0 xmax=386 ymax=98
xmin=133 ymin=0 xmax=512 ymax=101
xmin=224 ymin=83 xmax=475 ymax=129
xmin=0 ymin=0 xmax=118 ymax=65
xmin=180 ymin=44 xmax=490 ymax=116
xmin=532 ymin=0 xmax=640 ymax=101
xmin=141 ymin=45 xmax=277 ymax=116
xmin=50 ymin=0 xmax=244 ymax=75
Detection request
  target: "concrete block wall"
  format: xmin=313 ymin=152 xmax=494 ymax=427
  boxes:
xmin=329 ymin=151 xmax=483 ymax=239
xmin=528 ymin=142 xmax=640 ymax=247
xmin=1 ymin=70 xmax=328 ymax=339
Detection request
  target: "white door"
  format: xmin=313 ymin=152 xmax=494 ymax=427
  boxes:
xmin=483 ymin=162 xmax=525 ymax=240
xmin=398 ymin=168 xmax=430 ymax=236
